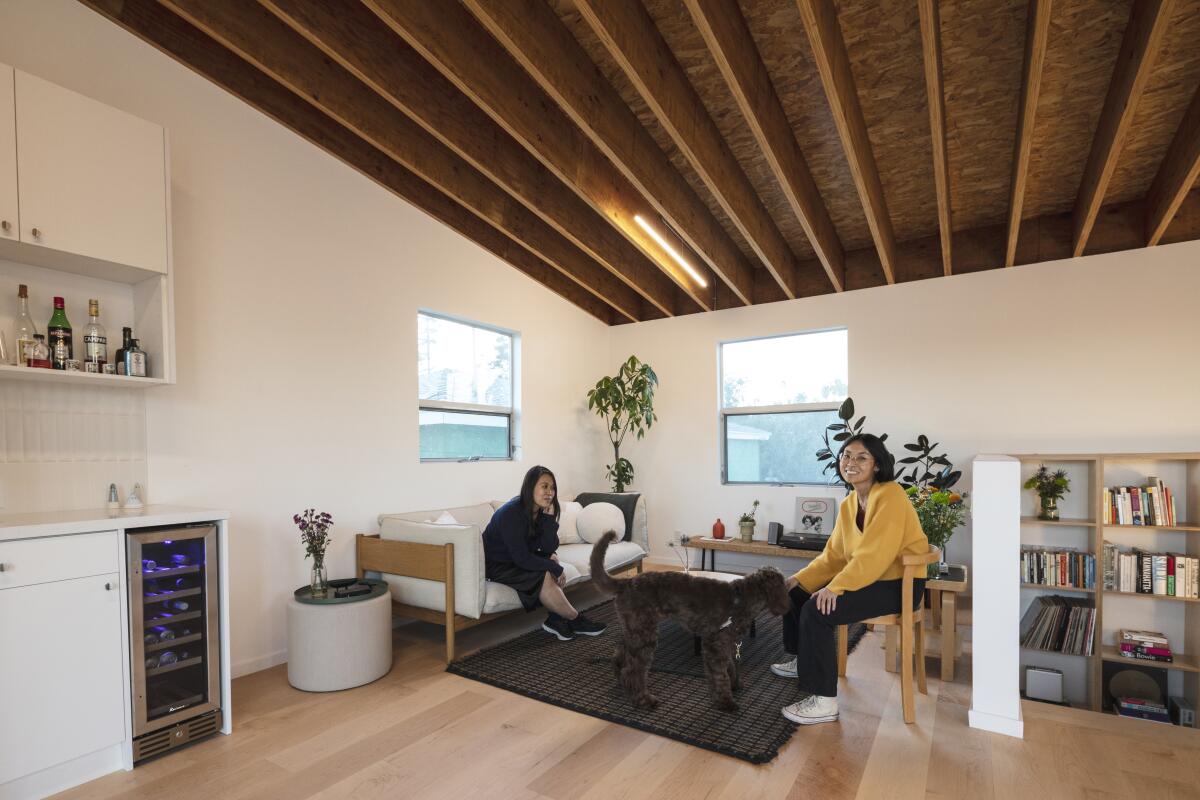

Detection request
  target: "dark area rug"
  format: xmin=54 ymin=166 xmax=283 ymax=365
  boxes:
xmin=446 ymin=600 xmax=866 ymax=763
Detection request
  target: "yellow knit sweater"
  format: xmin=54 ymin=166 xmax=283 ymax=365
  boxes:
xmin=793 ymin=481 xmax=929 ymax=596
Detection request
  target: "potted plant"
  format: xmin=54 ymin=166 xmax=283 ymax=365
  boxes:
xmin=586 ymin=355 xmax=658 ymax=492
xmin=1023 ymin=465 xmax=1070 ymax=521
xmin=906 ymin=486 xmax=967 ymax=578
xmin=293 ymin=508 xmax=333 ymax=598
xmin=738 ymin=500 xmax=760 ymax=543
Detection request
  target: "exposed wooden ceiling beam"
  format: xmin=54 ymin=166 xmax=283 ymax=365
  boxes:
xmin=797 ymin=0 xmax=898 ymax=285
xmin=77 ymin=0 xmax=622 ymax=324
xmin=917 ymin=0 xmax=953 ymax=276
xmin=462 ymin=0 xmax=758 ymax=306
xmin=141 ymin=0 xmax=657 ymax=321
xmin=683 ymin=0 xmax=845 ymax=292
xmin=359 ymin=0 xmax=717 ymax=312
xmin=1145 ymin=82 xmax=1200 ymax=245
xmin=157 ymin=0 xmax=687 ymax=317
xmin=1072 ymin=0 xmax=1174 ymax=257
xmin=574 ymin=0 xmax=810 ymax=300
xmin=1005 ymin=0 xmax=1053 ymax=267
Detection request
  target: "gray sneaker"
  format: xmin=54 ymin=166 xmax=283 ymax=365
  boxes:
xmin=771 ymin=657 xmax=798 ymax=678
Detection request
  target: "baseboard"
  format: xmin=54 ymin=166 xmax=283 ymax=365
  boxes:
xmin=232 ymin=648 xmax=287 ymax=679
xmin=968 ymin=708 xmax=1024 ymax=739
xmin=0 ymin=742 xmax=125 ymax=800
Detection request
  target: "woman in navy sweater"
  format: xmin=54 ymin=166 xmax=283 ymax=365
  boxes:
xmin=482 ymin=466 xmax=607 ymax=641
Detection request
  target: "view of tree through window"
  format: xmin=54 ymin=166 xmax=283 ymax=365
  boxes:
xmin=721 ymin=329 xmax=847 ymax=484
xmin=418 ymin=313 xmax=515 ymax=460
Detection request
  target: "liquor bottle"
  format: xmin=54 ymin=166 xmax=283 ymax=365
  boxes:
xmin=83 ymin=299 xmax=107 ymax=373
xmin=144 ymin=632 xmax=158 ymax=646
xmin=157 ymin=651 xmax=178 ymax=667
xmin=141 ymin=558 xmax=157 ymax=572
xmin=114 ymin=327 xmax=132 ymax=375
xmin=168 ymin=599 xmax=189 ymax=611
xmin=27 ymin=335 xmax=51 ymax=369
xmin=47 ymin=296 xmax=72 ymax=370
xmin=13 ymin=285 xmax=38 ymax=366
xmin=155 ymin=627 xmax=176 ymax=641
xmin=124 ymin=338 xmax=147 ymax=378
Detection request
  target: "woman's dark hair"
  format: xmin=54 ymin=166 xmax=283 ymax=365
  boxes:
xmin=519 ymin=465 xmax=560 ymax=531
xmin=837 ymin=433 xmax=895 ymax=485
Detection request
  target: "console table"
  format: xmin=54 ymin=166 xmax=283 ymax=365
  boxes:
xmin=883 ymin=564 xmax=969 ymax=681
xmin=684 ymin=536 xmax=822 ymax=571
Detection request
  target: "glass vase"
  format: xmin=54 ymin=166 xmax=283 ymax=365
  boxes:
xmin=310 ymin=560 xmax=329 ymax=599
xmin=1038 ymin=496 xmax=1060 ymax=521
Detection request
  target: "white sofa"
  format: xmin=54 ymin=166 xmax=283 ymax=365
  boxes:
xmin=357 ymin=493 xmax=648 ymax=660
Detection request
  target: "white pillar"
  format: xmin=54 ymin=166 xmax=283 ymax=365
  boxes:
xmin=969 ymin=455 xmax=1024 ymax=738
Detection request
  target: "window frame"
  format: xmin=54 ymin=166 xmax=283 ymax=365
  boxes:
xmin=717 ymin=327 xmax=847 ymax=486
xmin=417 ymin=310 xmax=519 ymax=463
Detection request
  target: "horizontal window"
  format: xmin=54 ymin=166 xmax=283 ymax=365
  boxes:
xmin=419 ymin=409 xmax=511 ymax=461
xmin=723 ymin=409 xmax=840 ymax=484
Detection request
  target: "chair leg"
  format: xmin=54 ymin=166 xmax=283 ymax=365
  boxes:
xmin=901 ymin=619 xmax=915 ymax=724
xmin=916 ymin=618 xmax=927 ymax=695
xmin=836 ymin=624 xmax=848 ymax=678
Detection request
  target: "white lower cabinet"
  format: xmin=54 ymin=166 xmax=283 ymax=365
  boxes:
xmin=0 ymin=540 xmax=125 ymax=786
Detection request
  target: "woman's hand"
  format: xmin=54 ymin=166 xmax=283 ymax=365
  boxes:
xmin=813 ymin=587 xmax=838 ymax=615
xmin=555 ymin=571 xmax=567 ymax=588
xmin=785 ymin=575 xmax=799 ymax=592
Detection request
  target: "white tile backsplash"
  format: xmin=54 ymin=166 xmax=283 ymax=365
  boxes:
xmin=0 ymin=383 xmax=148 ymax=512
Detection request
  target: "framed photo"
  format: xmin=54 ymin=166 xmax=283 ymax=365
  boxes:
xmin=794 ymin=496 xmax=838 ymax=536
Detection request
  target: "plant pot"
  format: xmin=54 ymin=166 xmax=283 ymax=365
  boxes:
xmin=1038 ymin=495 xmax=1060 ymax=521
xmin=712 ymin=518 xmax=725 ymax=539
xmin=739 ymin=521 xmax=755 ymax=543
xmin=310 ymin=561 xmax=329 ymax=599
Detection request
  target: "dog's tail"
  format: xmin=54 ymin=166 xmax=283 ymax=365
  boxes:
xmin=589 ymin=531 xmax=620 ymax=593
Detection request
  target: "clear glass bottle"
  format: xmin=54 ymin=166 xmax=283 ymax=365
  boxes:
xmin=27 ymin=334 xmax=51 ymax=369
xmin=123 ymin=338 xmax=147 ymax=378
xmin=83 ymin=298 xmax=107 ymax=373
xmin=13 ymin=284 xmax=38 ymax=366
xmin=47 ymin=296 xmax=72 ymax=370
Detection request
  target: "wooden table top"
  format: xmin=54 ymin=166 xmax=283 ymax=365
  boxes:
xmin=927 ymin=565 xmax=968 ymax=592
xmin=684 ymin=536 xmax=823 ymax=558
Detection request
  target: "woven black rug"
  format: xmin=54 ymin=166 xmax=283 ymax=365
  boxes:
xmin=446 ymin=600 xmax=866 ymax=764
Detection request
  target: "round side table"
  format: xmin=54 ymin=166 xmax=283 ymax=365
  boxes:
xmin=287 ymin=579 xmax=392 ymax=692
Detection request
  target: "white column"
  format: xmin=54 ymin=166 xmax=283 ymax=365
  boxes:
xmin=969 ymin=455 xmax=1024 ymax=738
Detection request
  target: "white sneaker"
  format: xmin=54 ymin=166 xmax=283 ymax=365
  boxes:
xmin=782 ymin=695 xmax=839 ymax=725
xmin=770 ymin=657 xmax=798 ymax=678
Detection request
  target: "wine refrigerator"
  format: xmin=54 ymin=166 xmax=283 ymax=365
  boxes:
xmin=127 ymin=524 xmax=222 ymax=761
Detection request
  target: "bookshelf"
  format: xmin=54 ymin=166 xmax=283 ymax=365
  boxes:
xmin=1014 ymin=453 xmax=1200 ymax=722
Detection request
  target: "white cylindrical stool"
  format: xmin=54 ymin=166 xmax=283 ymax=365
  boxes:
xmin=287 ymin=581 xmax=393 ymax=692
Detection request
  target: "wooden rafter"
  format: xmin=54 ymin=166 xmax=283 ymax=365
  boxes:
xmin=1006 ymin=0 xmax=1053 ymax=267
xmin=917 ymin=0 xmax=953 ymax=276
xmin=359 ymin=0 xmax=717 ymax=311
xmin=797 ymin=0 xmax=898 ymax=284
xmin=462 ymin=0 xmax=759 ymax=306
xmin=1072 ymin=0 xmax=1174 ymax=257
xmin=574 ymin=0 xmax=809 ymax=300
xmin=159 ymin=0 xmax=688 ymax=317
xmin=77 ymin=0 xmax=622 ymax=323
xmin=684 ymin=0 xmax=845 ymax=292
xmin=1145 ymin=82 xmax=1200 ymax=245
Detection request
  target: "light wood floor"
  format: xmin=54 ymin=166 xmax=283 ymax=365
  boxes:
xmin=57 ymin=582 xmax=1200 ymax=800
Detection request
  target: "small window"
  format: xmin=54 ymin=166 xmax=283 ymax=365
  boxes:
xmin=720 ymin=329 xmax=847 ymax=484
xmin=418 ymin=312 xmax=516 ymax=461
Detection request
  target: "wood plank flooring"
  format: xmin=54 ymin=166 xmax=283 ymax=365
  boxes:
xmin=55 ymin=580 xmax=1199 ymax=800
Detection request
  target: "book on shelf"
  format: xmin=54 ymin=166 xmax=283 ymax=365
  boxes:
xmin=1020 ymin=547 xmax=1095 ymax=589
xmin=1119 ymin=642 xmax=1173 ymax=659
xmin=1019 ymin=594 xmax=1095 ymax=655
xmin=1104 ymin=479 xmax=1178 ymax=526
xmin=1115 ymin=699 xmax=1172 ymax=724
xmin=1101 ymin=543 xmax=1199 ymax=598
xmin=1120 ymin=628 xmax=1169 ymax=645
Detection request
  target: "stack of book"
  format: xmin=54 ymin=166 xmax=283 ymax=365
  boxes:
xmin=1103 ymin=477 xmax=1177 ymax=526
xmin=1021 ymin=547 xmax=1095 ymax=588
xmin=1115 ymin=696 xmax=1171 ymax=723
xmin=1019 ymin=595 xmax=1096 ymax=655
xmin=1101 ymin=543 xmax=1200 ymax=597
xmin=1118 ymin=629 xmax=1173 ymax=663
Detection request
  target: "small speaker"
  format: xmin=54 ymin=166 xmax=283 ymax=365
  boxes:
xmin=1025 ymin=666 xmax=1063 ymax=703
xmin=767 ymin=521 xmax=783 ymax=545
xmin=1170 ymin=696 xmax=1195 ymax=727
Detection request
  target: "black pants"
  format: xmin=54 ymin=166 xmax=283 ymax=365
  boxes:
xmin=782 ymin=578 xmax=925 ymax=697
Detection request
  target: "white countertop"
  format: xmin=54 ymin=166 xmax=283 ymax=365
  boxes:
xmin=0 ymin=505 xmax=230 ymax=542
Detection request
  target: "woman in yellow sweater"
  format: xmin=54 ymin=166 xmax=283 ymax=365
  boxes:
xmin=774 ymin=433 xmax=929 ymax=725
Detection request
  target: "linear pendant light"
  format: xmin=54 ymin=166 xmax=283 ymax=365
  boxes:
xmin=634 ymin=214 xmax=708 ymax=288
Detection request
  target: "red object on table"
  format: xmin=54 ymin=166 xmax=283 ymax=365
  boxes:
xmin=712 ymin=518 xmax=725 ymax=539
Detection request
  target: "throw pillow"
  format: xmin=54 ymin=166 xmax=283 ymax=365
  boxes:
xmin=556 ymin=501 xmax=583 ymax=544
xmin=577 ymin=501 xmax=626 ymax=544
xmin=432 ymin=510 xmax=460 ymax=525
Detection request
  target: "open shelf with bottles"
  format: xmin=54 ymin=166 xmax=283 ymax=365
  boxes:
xmin=1013 ymin=453 xmax=1200 ymax=724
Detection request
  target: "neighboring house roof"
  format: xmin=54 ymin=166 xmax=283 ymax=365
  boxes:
xmin=726 ymin=420 xmax=771 ymax=441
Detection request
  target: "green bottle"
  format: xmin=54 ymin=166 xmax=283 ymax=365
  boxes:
xmin=47 ymin=296 xmax=73 ymax=370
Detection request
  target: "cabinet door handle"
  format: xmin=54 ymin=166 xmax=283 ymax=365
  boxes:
xmin=31 ymin=227 xmax=42 ymax=238
xmin=105 ymin=581 xmax=113 ymax=591
xmin=0 ymin=563 xmax=6 ymax=572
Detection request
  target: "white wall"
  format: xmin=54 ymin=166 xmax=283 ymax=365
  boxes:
xmin=0 ymin=0 xmax=611 ymax=676
xmin=610 ymin=240 xmax=1200 ymax=578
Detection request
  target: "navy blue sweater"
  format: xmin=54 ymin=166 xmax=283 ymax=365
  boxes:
xmin=482 ymin=497 xmax=563 ymax=577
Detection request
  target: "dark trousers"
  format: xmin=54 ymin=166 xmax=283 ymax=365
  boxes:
xmin=782 ymin=578 xmax=925 ymax=697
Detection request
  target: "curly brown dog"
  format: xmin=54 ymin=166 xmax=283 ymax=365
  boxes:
xmin=591 ymin=531 xmax=791 ymax=712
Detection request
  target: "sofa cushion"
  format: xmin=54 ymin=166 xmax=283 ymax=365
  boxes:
xmin=577 ymin=501 xmax=625 ymax=544
xmin=432 ymin=510 xmax=459 ymax=525
xmin=556 ymin=501 xmax=584 ymax=544
xmin=482 ymin=561 xmax=583 ymax=614
xmin=575 ymin=492 xmax=640 ymax=542
xmin=379 ymin=502 xmax=496 ymax=533
xmin=557 ymin=541 xmax=645 ymax=577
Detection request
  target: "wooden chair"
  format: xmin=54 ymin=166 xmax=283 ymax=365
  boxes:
xmin=836 ymin=548 xmax=939 ymax=724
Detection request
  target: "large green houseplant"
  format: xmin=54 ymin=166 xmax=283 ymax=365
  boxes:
xmin=586 ymin=356 xmax=658 ymax=492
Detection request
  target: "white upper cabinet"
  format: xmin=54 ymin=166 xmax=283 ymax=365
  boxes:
xmin=0 ymin=65 xmax=17 ymax=243
xmin=13 ymin=69 xmax=168 ymax=275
